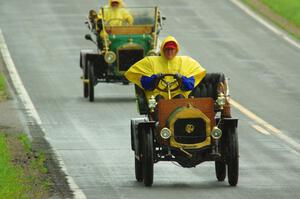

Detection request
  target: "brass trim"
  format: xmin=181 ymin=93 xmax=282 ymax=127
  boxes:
xmin=168 ymin=106 xmax=211 ymax=149
xmin=118 ymin=43 xmax=143 ymax=50
xmin=185 ymin=124 xmax=195 ymax=134
xmin=101 ymin=7 xmax=109 ymax=53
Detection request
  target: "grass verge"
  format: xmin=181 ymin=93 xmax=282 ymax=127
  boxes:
xmin=0 ymin=73 xmax=8 ymax=101
xmin=242 ymin=0 xmax=300 ymax=40
xmin=0 ymin=133 xmax=51 ymax=198
xmin=261 ymin=0 xmax=300 ymax=27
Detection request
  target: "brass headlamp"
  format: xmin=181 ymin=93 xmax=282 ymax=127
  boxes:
xmin=104 ymin=51 xmax=116 ymax=64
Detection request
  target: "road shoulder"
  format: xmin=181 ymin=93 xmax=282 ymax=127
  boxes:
xmin=0 ymin=44 xmax=73 ymax=199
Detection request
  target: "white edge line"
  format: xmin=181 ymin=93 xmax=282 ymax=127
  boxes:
xmin=0 ymin=29 xmax=87 ymax=199
xmin=54 ymin=150 xmax=87 ymax=199
xmin=0 ymin=32 xmax=41 ymax=125
xmin=230 ymin=0 xmax=300 ymax=49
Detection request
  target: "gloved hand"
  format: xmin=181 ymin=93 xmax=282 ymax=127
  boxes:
xmin=174 ymin=73 xmax=183 ymax=79
xmin=156 ymin=73 xmax=164 ymax=78
xmin=153 ymin=73 xmax=164 ymax=87
xmin=141 ymin=74 xmax=160 ymax=90
xmin=181 ymin=76 xmax=195 ymax=91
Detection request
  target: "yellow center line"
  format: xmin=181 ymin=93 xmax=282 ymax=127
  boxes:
xmin=230 ymin=99 xmax=300 ymax=151
xmin=251 ymin=124 xmax=271 ymax=135
xmin=230 ymin=99 xmax=280 ymax=134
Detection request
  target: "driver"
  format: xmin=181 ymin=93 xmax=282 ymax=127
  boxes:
xmin=89 ymin=0 xmax=133 ymax=49
xmin=124 ymin=36 xmax=206 ymax=100
xmin=98 ymin=0 xmax=134 ymax=26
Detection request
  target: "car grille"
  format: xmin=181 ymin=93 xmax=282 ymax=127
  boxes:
xmin=173 ymin=118 xmax=207 ymax=144
xmin=117 ymin=49 xmax=144 ymax=71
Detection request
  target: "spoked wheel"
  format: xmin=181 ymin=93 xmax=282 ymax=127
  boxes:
xmin=227 ymin=127 xmax=239 ymax=186
xmin=215 ymin=161 xmax=226 ymax=181
xmin=142 ymin=126 xmax=154 ymax=187
xmin=88 ymin=62 xmax=94 ymax=102
xmin=83 ymin=65 xmax=88 ymax=98
xmin=135 ymin=157 xmax=143 ymax=182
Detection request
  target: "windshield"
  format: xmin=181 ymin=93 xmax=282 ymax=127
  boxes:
xmin=101 ymin=7 xmax=157 ymax=27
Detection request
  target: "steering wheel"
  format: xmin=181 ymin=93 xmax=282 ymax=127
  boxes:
xmin=105 ymin=18 xmax=129 ymax=26
xmin=155 ymin=74 xmax=182 ymax=92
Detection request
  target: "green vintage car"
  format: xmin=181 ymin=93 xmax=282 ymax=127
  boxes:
xmin=80 ymin=7 xmax=164 ymax=101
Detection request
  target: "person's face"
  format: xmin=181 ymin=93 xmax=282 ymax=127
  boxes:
xmin=164 ymin=48 xmax=177 ymax=60
xmin=111 ymin=1 xmax=119 ymax=8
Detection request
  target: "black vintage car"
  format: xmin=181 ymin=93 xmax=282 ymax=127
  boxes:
xmin=130 ymin=73 xmax=239 ymax=187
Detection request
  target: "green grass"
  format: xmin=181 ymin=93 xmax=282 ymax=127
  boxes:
xmin=19 ymin=134 xmax=32 ymax=153
xmin=242 ymin=0 xmax=300 ymax=40
xmin=18 ymin=134 xmax=48 ymax=174
xmin=0 ymin=134 xmax=27 ymax=198
xmin=0 ymin=73 xmax=8 ymax=100
xmin=0 ymin=133 xmax=50 ymax=198
xmin=261 ymin=0 xmax=300 ymax=27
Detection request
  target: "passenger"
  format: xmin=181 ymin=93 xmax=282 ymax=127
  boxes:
xmin=98 ymin=0 xmax=134 ymax=26
xmin=124 ymin=36 xmax=206 ymax=100
xmin=89 ymin=0 xmax=133 ymax=49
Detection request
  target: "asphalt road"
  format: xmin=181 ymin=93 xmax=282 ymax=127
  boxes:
xmin=1 ymin=0 xmax=300 ymax=198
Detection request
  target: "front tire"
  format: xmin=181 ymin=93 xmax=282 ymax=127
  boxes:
xmin=142 ymin=126 xmax=154 ymax=187
xmin=135 ymin=157 xmax=143 ymax=182
xmin=88 ymin=62 xmax=94 ymax=102
xmin=215 ymin=161 xmax=226 ymax=181
xmin=83 ymin=65 xmax=88 ymax=98
xmin=227 ymin=127 xmax=239 ymax=186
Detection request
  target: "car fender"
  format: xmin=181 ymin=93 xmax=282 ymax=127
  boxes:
xmin=217 ymin=118 xmax=238 ymax=140
xmin=131 ymin=118 xmax=148 ymax=151
xmin=79 ymin=49 xmax=97 ymax=68
xmin=133 ymin=120 xmax=155 ymax=158
xmin=221 ymin=118 xmax=238 ymax=129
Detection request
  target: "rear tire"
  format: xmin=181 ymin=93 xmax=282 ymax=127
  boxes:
xmin=83 ymin=65 xmax=88 ymax=98
xmin=215 ymin=161 xmax=226 ymax=181
xmin=142 ymin=126 xmax=154 ymax=187
xmin=88 ymin=62 xmax=94 ymax=102
xmin=227 ymin=127 xmax=239 ymax=186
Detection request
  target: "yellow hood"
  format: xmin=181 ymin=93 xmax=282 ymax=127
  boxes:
xmin=160 ymin=36 xmax=180 ymax=59
xmin=109 ymin=0 xmax=124 ymax=7
xmin=125 ymin=36 xmax=206 ymax=99
xmin=98 ymin=0 xmax=132 ymax=25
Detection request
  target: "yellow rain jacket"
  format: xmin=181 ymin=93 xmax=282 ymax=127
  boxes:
xmin=98 ymin=0 xmax=133 ymax=26
xmin=124 ymin=36 xmax=206 ymax=100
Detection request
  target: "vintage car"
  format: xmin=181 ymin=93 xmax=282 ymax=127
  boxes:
xmin=130 ymin=73 xmax=239 ymax=186
xmin=80 ymin=7 xmax=164 ymax=101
